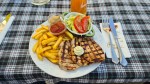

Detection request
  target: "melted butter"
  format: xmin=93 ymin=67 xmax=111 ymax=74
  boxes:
xmin=74 ymin=46 xmax=84 ymax=56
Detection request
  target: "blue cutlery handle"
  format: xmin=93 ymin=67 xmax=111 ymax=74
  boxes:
xmin=109 ymin=33 xmax=119 ymax=64
xmin=115 ymin=38 xmax=128 ymax=66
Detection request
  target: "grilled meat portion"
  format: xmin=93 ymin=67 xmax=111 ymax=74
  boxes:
xmin=59 ymin=41 xmax=80 ymax=71
xmin=58 ymin=37 xmax=105 ymax=71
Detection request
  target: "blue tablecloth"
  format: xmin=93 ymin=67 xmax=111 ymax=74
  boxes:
xmin=0 ymin=0 xmax=150 ymax=83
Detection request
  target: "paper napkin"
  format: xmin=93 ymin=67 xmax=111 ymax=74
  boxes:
xmin=100 ymin=22 xmax=131 ymax=58
xmin=0 ymin=16 xmax=15 ymax=44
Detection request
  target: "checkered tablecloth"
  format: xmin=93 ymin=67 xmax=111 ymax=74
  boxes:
xmin=0 ymin=0 xmax=150 ymax=84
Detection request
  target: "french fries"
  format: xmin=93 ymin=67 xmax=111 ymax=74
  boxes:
xmin=34 ymin=33 xmax=43 ymax=40
xmin=49 ymin=50 xmax=59 ymax=53
xmin=53 ymin=36 xmax=63 ymax=49
xmin=41 ymin=25 xmax=49 ymax=30
xmin=47 ymin=58 xmax=59 ymax=64
xmin=32 ymin=24 xmax=74 ymax=64
xmin=32 ymin=41 xmax=38 ymax=52
xmin=43 ymin=34 xmax=48 ymax=40
xmin=38 ymin=44 xmax=43 ymax=54
xmin=37 ymin=54 xmax=43 ymax=61
xmin=36 ymin=27 xmax=44 ymax=32
xmin=41 ymin=46 xmax=52 ymax=53
xmin=47 ymin=42 xmax=55 ymax=46
xmin=46 ymin=32 xmax=56 ymax=37
xmin=32 ymin=29 xmax=47 ymax=39
xmin=65 ymin=31 xmax=74 ymax=39
xmin=36 ymin=46 xmax=40 ymax=54
xmin=44 ymin=52 xmax=58 ymax=59
xmin=42 ymin=37 xmax=58 ymax=46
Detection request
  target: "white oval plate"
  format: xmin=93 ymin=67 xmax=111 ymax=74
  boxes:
xmin=29 ymin=20 xmax=106 ymax=78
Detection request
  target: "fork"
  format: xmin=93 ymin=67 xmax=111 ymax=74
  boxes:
xmin=102 ymin=17 xmax=119 ymax=64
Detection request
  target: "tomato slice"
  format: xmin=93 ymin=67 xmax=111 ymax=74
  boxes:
xmin=74 ymin=15 xmax=85 ymax=33
xmin=81 ymin=16 xmax=90 ymax=32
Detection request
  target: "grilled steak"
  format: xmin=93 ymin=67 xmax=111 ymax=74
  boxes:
xmin=58 ymin=37 xmax=105 ymax=71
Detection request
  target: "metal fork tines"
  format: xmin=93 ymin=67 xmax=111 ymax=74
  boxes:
xmin=102 ymin=17 xmax=119 ymax=64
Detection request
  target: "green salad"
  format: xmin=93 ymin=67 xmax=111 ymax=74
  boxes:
xmin=65 ymin=15 xmax=77 ymax=32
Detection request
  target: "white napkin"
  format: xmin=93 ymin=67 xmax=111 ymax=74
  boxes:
xmin=0 ymin=16 xmax=15 ymax=44
xmin=100 ymin=22 xmax=131 ymax=58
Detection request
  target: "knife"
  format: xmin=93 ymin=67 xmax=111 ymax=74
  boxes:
xmin=109 ymin=17 xmax=128 ymax=66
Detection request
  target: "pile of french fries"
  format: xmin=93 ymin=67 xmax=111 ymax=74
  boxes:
xmin=32 ymin=25 xmax=74 ymax=64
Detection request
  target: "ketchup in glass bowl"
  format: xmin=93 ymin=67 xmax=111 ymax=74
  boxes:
xmin=48 ymin=15 xmax=66 ymax=35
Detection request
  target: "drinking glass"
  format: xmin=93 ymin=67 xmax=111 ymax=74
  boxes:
xmin=70 ymin=0 xmax=87 ymax=15
xmin=32 ymin=0 xmax=50 ymax=5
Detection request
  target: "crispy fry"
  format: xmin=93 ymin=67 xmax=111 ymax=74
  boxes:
xmin=36 ymin=27 xmax=44 ymax=32
xmin=43 ymin=33 xmax=48 ymax=40
xmin=47 ymin=58 xmax=58 ymax=64
xmin=55 ymin=56 xmax=59 ymax=60
xmin=41 ymin=46 xmax=52 ymax=53
xmin=34 ymin=33 xmax=43 ymax=40
xmin=46 ymin=32 xmax=57 ymax=38
xmin=42 ymin=37 xmax=58 ymax=46
xmin=49 ymin=49 xmax=59 ymax=53
xmin=53 ymin=36 xmax=63 ymax=49
xmin=38 ymin=37 xmax=44 ymax=48
xmin=41 ymin=52 xmax=45 ymax=57
xmin=47 ymin=42 xmax=55 ymax=46
xmin=65 ymin=31 xmax=74 ymax=39
xmin=49 ymin=52 xmax=58 ymax=56
xmin=36 ymin=37 xmax=43 ymax=54
xmin=41 ymin=25 xmax=49 ymax=30
xmin=32 ymin=30 xmax=47 ymax=38
xmin=32 ymin=41 xmax=39 ymax=53
xmin=39 ymin=36 xmax=44 ymax=42
xmin=44 ymin=52 xmax=57 ymax=59
xmin=39 ymin=44 xmax=43 ymax=54
xmin=36 ymin=46 xmax=40 ymax=54
xmin=37 ymin=54 xmax=43 ymax=61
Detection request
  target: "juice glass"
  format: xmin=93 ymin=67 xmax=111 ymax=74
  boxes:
xmin=70 ymin=0 xmax=87 ymax=15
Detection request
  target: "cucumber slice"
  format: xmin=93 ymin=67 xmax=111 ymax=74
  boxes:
xmin=62 ymin=12 xmax=69 ymax=19
xmin=85 ymin=27 xmax=95 ymax=37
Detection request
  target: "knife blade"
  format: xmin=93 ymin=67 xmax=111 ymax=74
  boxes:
xmin=109 ymin=17 xmax=128 ymax=66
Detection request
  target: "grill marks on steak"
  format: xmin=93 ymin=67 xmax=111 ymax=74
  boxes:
xmin=59 ymin=37 xmax=105 ymax=71
xmin=87 ymin=38 xmax=105 ymax=62
xmin=59 ymin=41 xmax=80 ymax=70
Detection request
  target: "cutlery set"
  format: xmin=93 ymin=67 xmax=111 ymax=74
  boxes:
xmin=102 ymin=17 xmax=128 ymax=66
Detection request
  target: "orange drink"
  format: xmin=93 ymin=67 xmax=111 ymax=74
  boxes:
xmin=70 ymin=0 xmax=87 ymax=15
